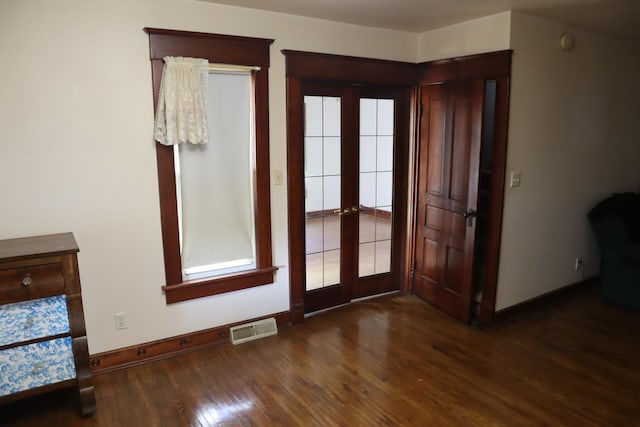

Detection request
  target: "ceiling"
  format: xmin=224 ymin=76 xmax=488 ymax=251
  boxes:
xmin=199 ymin=0 xmax=640 ymax=41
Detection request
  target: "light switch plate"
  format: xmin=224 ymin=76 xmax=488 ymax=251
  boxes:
xmin=273 ymin=170 xmax=283 ymax=186
xmin=510 ymin=171 xmax=521 ymax=188
xmin=114 ymin=313 xmax=127 ymax=330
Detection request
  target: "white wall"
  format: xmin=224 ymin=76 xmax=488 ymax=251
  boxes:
xmin=495 ymin=13 xmax=640 ymax=309
xmin=0 ymin=0 xmax=417 ymax=354
xmin=3 ymin=0 xmax=637 ymax=353
xmin=417 ymin=12 xmax=511 ymax=62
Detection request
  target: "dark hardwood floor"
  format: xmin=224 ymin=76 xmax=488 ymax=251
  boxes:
xmin=2 ymin=286 xmax=639 ymax=426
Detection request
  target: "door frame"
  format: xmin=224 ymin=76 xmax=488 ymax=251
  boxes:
xmin=283 ymin=50 xmax=416 ymax=321
xmin=283 ymin=49 xmax=511 ymax=326
xmin=411 ymin=51 xmax=512 ymax=326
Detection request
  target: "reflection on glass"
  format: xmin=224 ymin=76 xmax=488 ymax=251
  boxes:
xmin=359 ymin=98 xmax=394 ymax=277
xmin=304 ymin=96 xmax=341 ymax=291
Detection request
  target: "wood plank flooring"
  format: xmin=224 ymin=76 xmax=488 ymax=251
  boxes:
xmin=2 ymin=286 xmax=639 ymax=426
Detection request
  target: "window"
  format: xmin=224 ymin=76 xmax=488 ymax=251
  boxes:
xmin=145 ymin=28 xmax=276 ymax=304
xmin=176 ymin=70 xmax=256 ymax=280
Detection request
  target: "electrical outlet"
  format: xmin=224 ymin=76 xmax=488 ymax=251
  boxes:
xmin=114 ymin=313 xmax=127 ymax=330
xmin=574 ymin=257 xmax=584 ymax=271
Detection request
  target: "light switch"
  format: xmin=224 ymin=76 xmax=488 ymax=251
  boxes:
xmin=273 ymin=169 xmax=283 ymax=186
xmin=510 ymin=171 xmax=521 ymax=188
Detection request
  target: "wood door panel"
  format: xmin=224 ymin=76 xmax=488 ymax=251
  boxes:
xmin=416 ymin=239 xmax=464 ymax=302
xmin=419 ymin=238 xmax=441 ymax=282
xmin=426 ymin=94 xmax=447 ymax=197
xmin=425 ymin=206 xmax=466 ymax=239
xmin=450 ymin=94 xmax=472 ymax=202
xmin=414 ymin=80 xmax=484 ymax=324
xmin=425 ymin=205 xmax=444 ymax=231
xmin=425 ymin=194 xmax=466 ymax=213
xmin=444 ymin=246 xmax=464 ymax=294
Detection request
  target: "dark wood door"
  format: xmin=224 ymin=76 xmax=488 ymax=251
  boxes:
xmin=414 ymin=80 xmax=484 ymax=324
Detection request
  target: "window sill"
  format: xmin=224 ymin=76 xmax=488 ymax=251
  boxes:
xmin=163 ymin=266 xmax=278 ymax=304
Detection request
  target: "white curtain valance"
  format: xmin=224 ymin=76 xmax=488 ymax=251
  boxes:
xmin=154 ymin=56 xmax=209 ymax=145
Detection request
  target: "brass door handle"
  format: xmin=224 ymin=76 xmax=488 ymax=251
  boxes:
xmin=332 ymin=207 xmax=358 ymax=216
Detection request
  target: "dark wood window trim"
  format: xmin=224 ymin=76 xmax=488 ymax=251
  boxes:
xmin=144 ymin=28 xmax=276 ymax=304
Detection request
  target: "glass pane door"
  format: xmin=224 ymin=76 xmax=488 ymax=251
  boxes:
xmin=304 ymin=96 xmax=341 ymax=291
xmin=359 ymin=98 xmax=394 ymax=277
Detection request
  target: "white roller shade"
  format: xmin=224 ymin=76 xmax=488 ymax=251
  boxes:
xmin=176 ymin=71 xmax=255 ymax=275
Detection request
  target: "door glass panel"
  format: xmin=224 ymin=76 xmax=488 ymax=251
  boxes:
xmin=305 ymin=96 xmax=341 ymax=291
xmin=359 ymin=98 xmax=394 ymax=277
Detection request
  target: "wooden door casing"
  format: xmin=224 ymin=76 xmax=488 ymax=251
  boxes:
xmin=414 ymin=80 xmax=484 ymax=324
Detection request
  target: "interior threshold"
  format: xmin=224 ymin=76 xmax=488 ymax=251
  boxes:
xmin=304 ymin=290 xmax=400 ymax=318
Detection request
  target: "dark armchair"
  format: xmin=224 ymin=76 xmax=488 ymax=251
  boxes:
xmin=588 ymin=192 xmax=640 ymax=311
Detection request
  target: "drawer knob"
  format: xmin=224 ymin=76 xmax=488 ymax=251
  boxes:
xmin=22 ymin=273 xmax=32 ymax=287
xmin=24 ymin=317 xmax=35 ymax=329
xmin=31 ymin=362 xmax=45 ymax=375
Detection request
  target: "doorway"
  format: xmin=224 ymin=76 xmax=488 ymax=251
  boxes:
xmin=411 ymin=51 xmax=512 ymax=325
xmin=284 ymin=49 xmax=510 ymax=325
xmin=300 ymin=84 xmax=407 ymax=313
xmin=290 ymin=82 xmax=409 ymax=312
xmin=284 ymin=51 xmax=417 ymax=321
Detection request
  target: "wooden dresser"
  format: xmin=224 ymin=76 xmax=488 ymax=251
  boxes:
xmin=0 ymin=233 xmax=96 ymax=417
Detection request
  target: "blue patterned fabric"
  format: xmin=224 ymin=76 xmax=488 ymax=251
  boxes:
xmin=0 ymin=337 xmax=76 ymax=396
xmin=0 ymin=296 xmax=70 ymax=346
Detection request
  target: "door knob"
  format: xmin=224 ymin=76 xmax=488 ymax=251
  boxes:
xmin=463 ymin=209 xmax=477 ymax=226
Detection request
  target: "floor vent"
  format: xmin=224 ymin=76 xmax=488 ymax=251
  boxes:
xmin=230 ymin=318 xmax=278 ymax=345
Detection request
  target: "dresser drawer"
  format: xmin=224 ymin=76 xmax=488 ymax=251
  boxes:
xmin=0 ymin=337 xmax=76 ymax=397
xmin=0 ymin=296 xmax=70 ymax=347
xmin=0 ymin=263 xmax=64 ymax=304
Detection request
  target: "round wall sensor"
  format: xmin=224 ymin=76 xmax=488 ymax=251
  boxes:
xmin=560 ymin=33 xmax=575 ymax=51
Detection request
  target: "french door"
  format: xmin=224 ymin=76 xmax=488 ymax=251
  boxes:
xmin=299 ymin=82 xmax=408 ymax=313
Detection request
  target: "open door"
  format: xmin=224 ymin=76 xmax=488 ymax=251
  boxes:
xmin=413 ymin=79 xmax=484 ymax=324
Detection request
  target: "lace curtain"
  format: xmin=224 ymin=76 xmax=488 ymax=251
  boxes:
xmin=154 ymin=56 xmax=209 ymax=145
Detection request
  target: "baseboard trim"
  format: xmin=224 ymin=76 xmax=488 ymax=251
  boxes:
xmin=490 ymin=276 xmax=600 ymax=327
xmin=89 ymin=310 xmax=293 ymax=375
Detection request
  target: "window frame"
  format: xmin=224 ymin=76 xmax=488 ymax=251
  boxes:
xmin=145 ymin=28 xmax=276 ymax=304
